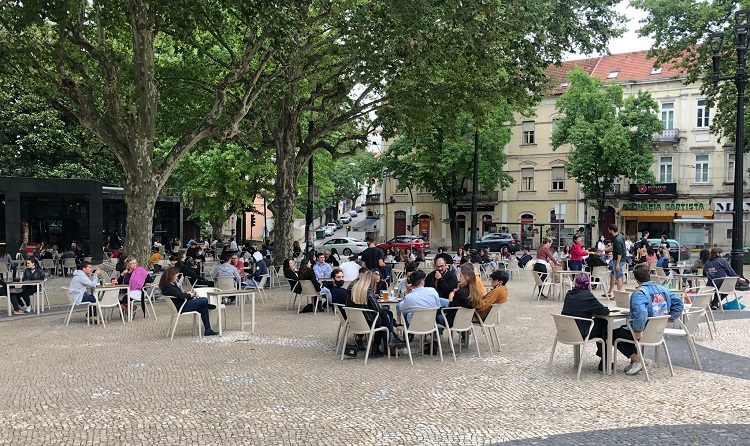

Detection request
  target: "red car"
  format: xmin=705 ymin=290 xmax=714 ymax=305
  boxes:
xmin=377 ymin=235 xmax=431 ymax=254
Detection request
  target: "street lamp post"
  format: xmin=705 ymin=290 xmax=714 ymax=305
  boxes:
xmin=260 ymin=188 xmax=269 ymax=242
xmin=709 ymin=9 xmax=750 ymax=276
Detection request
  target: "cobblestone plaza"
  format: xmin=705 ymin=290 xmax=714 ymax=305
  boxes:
xmin=1 ymin=272 xmax=748 ymax=445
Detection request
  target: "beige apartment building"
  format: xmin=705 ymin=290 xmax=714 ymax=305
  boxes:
xmin=366 ymin=51 xmax=750 ymax=251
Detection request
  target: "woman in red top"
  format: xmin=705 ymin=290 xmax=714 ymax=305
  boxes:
xmin=569 ymin=234 xmax=589 ymax=271
xmin=534 ymin=238 xmax=558 ymax=283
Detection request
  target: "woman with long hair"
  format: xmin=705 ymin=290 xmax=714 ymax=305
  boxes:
xmin=159 ymin=267 xmax=218 ymax=336
xmin=117 ymin=257 xmax=155 ymax=319
xmin=446 ymin=263 xmax=483 ymax=326
xmin=283 ymin=258 xmax=301 ymax=294
xmin=17 ymin=258 xmax=45 ymax=313
xmin=347 ymin=270 xmax=401 ymax=356
xmin=453 ymin=246 xmax=465 ymax=264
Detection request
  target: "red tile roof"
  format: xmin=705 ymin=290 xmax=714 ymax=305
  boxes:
xmin=547 ymin=50 xmax=685 ymax=95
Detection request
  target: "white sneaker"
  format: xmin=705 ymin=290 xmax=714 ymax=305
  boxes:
xmin=24 ymin=306 xmax=31 ymax=313
xmin=625 ymin=361 xmax=643 ymax=375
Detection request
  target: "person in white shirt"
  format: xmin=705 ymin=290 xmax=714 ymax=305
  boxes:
xmin=228 ymin=237 xmax=239 ymax=252
xmin=339 ymin=255 xmax=361 ymax=282
xmin=396 ymin=270 xmax=446 ymax=325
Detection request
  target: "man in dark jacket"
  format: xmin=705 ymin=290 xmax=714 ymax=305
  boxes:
xmin=561 ymin=273 xmax=611 ymax=371
xmin=424 ymin=257 xmax=458 ymax=302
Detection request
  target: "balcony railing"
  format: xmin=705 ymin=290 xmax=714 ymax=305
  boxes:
xmin=364 ymin=193 xmax=381 ymax=205
xmin=604 ymin=183 xmax=621 ymax=197
xmin=652 ymin=128 xmax=680 ymax=143
xmin=457 ymin=190 xmax=499 ymax=204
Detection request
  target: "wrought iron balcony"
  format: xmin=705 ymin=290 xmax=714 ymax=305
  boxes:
xmin=652 ymin=128 xmax=680 ymax=143
xmin=364 ymin=193 xmax=381 ymax=205
xmin=457 ymin=190 xmax=499 ymax=204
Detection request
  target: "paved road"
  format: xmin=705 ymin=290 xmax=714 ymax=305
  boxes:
xmin=0 ymin=270 xmax=748 ymax=445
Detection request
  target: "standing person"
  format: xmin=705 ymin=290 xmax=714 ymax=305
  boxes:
xmin=159 ymin=267 xmax=218 ymax=336
xmin=604 ymin=224 xmax=626 ymax=299
xmin=424 ymin=257 xmax=458 ymax=302
xmin=612 ymin=263 xmax=683 ymax=375
xmin=68 ymin=261 xmax=101 ymax=322
xmin=534 ymin=238 xmax=558 ymax=285
xmin=360 ymin=236 xmax=386 ymax=273
xmin=569 ymin=234 xmax=589 ymax=271
xmin=703 ymin=247 xmax=747 ymax=309
xmin=624 ymin=235 xmax=634 ymax=264
xmin=561 ymin=273 xmax=611 ymax=371
xmin=0 ymin=247 xmax=17 ymax=280
xmin=638 ymin=230 xmax=650 ymax=250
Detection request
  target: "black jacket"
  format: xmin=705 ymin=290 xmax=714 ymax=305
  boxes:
xmin=561 ymin=288 xmax=610 ymax=338
xmin=424 ymin=269 xmax=458 ymax=300
xmin=161 ymin=282 xmax=192 ymax=310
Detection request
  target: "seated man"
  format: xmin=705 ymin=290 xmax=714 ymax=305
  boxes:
xmin=243 ymin=255 xmax=269 ymax=289
xmin=312 ymin=252 xmax=333 ymax=280
xmin=517 ymin=247 xmax=533 ymax=269
xmin=396 ymin=262 xmax=418 ymax=298
xmin=322 ymin=268 xmax=348 ymax=306
xmin=180 ymin=257 xmax=213 ymax=287
xmin=339 ymin=255 xmax=360 ymax=282
xmin=612 ymin=263 xmax=683 ymax=375
xmin=69 ymin=261 xmax=102 ymax=322
xmin=396 ymin=270 xmax=445 ymax=326
xmin=213 ymin=254 xmax=242 ymax=289
xmin=475 ymin=270 xmax=509 ymax=321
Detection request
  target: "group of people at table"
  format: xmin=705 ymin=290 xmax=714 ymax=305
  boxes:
xmin=283 ymin=237 xmax=509 ymax=358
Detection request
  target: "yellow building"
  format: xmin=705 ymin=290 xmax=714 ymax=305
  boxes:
xmin=368 ymin=50 xmax=750 ymax=250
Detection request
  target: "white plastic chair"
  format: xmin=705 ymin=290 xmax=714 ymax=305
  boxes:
xmin=439 ymin=307 xmax=481 ymax=361
xmin=339 ymin=307 xmax=390 ymax=365
xmin=613 ymin=290 xmax=631 ymax=309
xmin=685 ymin=291 xmax=716 ymax=338
xmin=664 ymin=307 xmax=705 ymax=369
xmin=193 ymin=287 xmax=226 ymax=332
xmin=40 ymin=259 xmax=57 ymax=277
xmin=243 ymin=274 xmax=269 ymax=303
xmin=163 ymin=292 xmax=203 ymax=341
xmin=472 ymin=304 xmax=502 ymax=356
xmin=712 ymin=277 xmax=740 ymax=312
xmin=589 ymin=266 xmax=608 ymax=290
xmin=332 ymin=303 xmax=348 ymax=351
xmin=547 ymin=314 xmax=605 ymax=380
xmin=62 ymin=286 xmax=100 ymax=327
xmin=402 ymin=308 xmax=443 ymax=365
xmin=297 ymin=280 xmax=323 ymax=314
xmin=97 ymin=288 xmax=125 ymax=325
xmin=532 ymin=270 xmax=559 ymax=301
xmin=62 ymin=258 xmax=77 ymax=276
xmin=614 ymin=316 xmax=673 ymax=381
xmin=505 ymin=258 xmax=522 ymax=280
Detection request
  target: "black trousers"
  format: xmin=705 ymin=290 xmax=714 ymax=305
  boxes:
xmin=612 ymin=326 xmax=638 ymax=358
xmin=533 ymin=263 xmax=549 ymax=285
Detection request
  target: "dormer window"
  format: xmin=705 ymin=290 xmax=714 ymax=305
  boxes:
xmin=607 ymin=71 xmax=619 ymax=79
xmin=650 ymin=67 xmax=662 ymax=75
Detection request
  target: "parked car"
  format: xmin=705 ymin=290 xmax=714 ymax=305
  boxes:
xmin=475 ymin=232 xmax=521 ymax=253
xmin=355 ymin=206 xmax=363 ymax=212
xmin=324 ymin=223 xmax=336 ymax=235
xmin=647 ymin=238 xmax=690 ymax=262
xmin=319 ymin=237 xmax=368 ymax=256
xmin=377 ymin=235 xmax=431 ymax=253
xmin=333 ymin=220 xmax=343 ymax=229
xmin=339 ymin=215 xmax=351 ymax=224
xmin=349 ymin=210 xmax=357 ymax=217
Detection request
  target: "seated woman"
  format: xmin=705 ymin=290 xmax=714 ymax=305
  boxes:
xmin=326 ymin=248 xmax=340 ymax=267
xmin=499 ymin=246 xmax=512 ymax=261
xmin=159 ymin=266 xmax=218 ymax=336
xmin=20 ymin=258 xmax=45 ymax=313
xmin=148 ymin=246 xmax=162 ymax=270
xmin=346 ymin=270 xmax=401 ymax=357
xmin=283 ymin=258 xmax=301 ymax=294
xmin=453 ymin=247 xmax=466 ymax=265
xmin=298 ymin=258 xmax=331 ymax=311
xmin=117 ymin=257 xmax=155 ymax=318
xmin=561 ymin=273 xmax=611 ymax=371
xmin=180 ymin=257 xmax=214 ymax=287
xmin=446 ymin=263 xmax=483 ymax=326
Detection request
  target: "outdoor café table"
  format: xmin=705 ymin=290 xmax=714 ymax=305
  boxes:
xmin=377 ymin=295 xmax=404 ymax=325
xmin=594 ymin=308 xmax=631 ymax=375
xmin=6 ymin=279 xmax=44 ymax=315
xmin=206 ymin=289 xmax=256 ymax=335
xmin=672 ymin=273 xmax=706 ymax=291
xmin=93 ymin=284 xmax=131 ymax=320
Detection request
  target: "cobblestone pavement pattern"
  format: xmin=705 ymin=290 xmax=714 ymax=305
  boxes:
xmin=1 ymin=269 xmax=749 ymax=445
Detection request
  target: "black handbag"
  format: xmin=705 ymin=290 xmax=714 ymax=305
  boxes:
xmin=344 ymin=343 xmax=358 ymax=357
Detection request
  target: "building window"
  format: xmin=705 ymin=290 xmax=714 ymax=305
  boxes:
xmin=522 ymin=121 xmax=535 ymax=145
xmin=521 ymin=167 xmax=534 ymax=191
xmin=607 ymin=70 xmax=619 ymax=79
xmin=551 ymin=166 xmax=565 ymax=190
xmin=727 ymin=153 xmax=735 ymax=183
xmin=650 ymin=67 xmax=662 ymax=75
xmin=659 ymin=156 xmax=673 ymax=183
xmin=695 ymin=154 xmax=709 ymax=183
xmin=660 ymin=102 xmax=675 ymax=130
xmin=696 ymin=99 xmax=710 ymax=128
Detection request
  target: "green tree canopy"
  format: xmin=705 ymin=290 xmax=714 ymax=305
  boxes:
xmin=552 ymin=67 xmax=661 ymax=225
xmin=380 ymin=109 xmax=514 ymax=249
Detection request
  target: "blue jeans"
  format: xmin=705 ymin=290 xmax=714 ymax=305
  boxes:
xmin=610 ymin=261 xmax=627 ymax=280
xmin=569 ymin=260 xmax=583 ymax=271
xmin=81 ymin=293 xmax=97 ymax=316
xmin=320 ymin=286 xmax=333 ymax=304
xmin=181 ymin=297 xmax=212 ymax=332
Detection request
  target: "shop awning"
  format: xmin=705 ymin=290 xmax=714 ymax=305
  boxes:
xmin=621 ymin=209 xmax=713 ymax=218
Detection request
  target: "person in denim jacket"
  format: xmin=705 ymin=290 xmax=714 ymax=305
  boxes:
xmin=612 ymin=263 xmax=684 ymax=375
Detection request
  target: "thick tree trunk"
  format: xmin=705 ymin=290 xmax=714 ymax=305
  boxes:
xmin=270 ymin=155 xmax=300 ymax=266
xmin=122 ymin=171 xmax=160 ymax=267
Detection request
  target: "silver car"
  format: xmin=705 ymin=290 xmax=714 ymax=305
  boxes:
xmin=319 ymin=237 xmax=368 ymax=256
